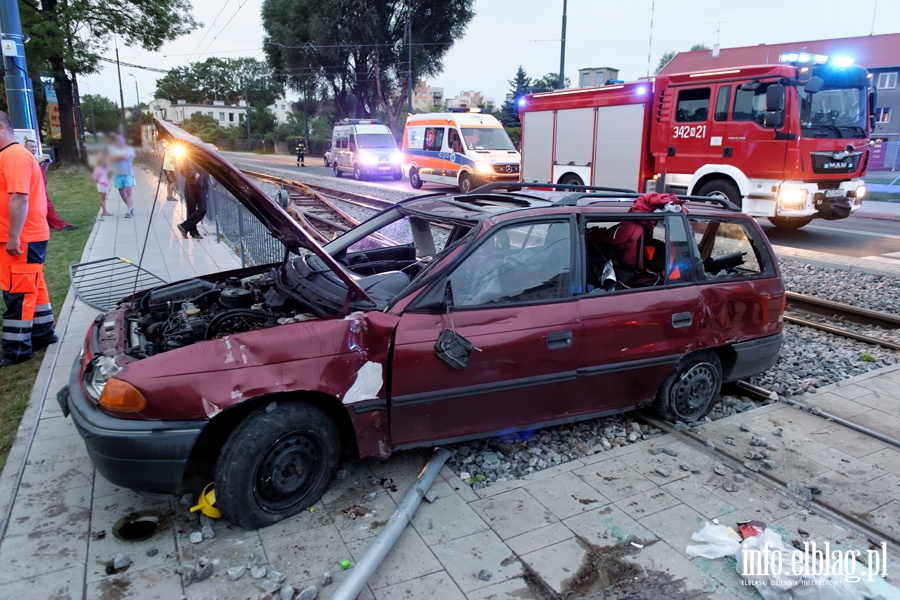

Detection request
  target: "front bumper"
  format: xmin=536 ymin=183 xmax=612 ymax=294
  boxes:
xmin=723 ymin=332 xmax=784 ymax=382
xmin=472 ymin=172 xmax=519 ymax=187
xmin=774 ymin=179 xmax=864 ymax=219
xmin=59 ymin=358 xmax=205 ymax=494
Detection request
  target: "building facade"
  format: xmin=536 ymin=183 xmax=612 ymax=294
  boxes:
xmin=577 ymin=67 xmax=620 ymax=88
xmin=146 ymin=97 xmax=294 ymax=128
xmin=446 ymin=90 xmax=495 ymax=111
xmin=412 ymin=82 xmax=444 ymax=111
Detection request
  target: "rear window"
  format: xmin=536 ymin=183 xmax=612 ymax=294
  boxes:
xmin=688 ymin=218 xmax=773 ymax=279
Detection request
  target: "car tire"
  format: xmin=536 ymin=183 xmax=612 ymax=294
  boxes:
xmin=695 ymin=180 xmax=742 ymax=210
xmin=215 ymin=402 xmax=341 ymax=529
xmin=652 ymin=351 xmax=722 ymax=423
xmin=768 ymin=216 xmax=814 ymax=229
xmin=392 ymin=171 xmax=403 ymax=181
xmin=458 ymin=172 xmax=474 ymax=194
xmin=559 ymin=174 xmax=584 ymax=187
xmin=324 ymin=157 xmax=331 ymax=168
xmin=410 ymin=167 xmax=423 ymax=189
xmin=334 ymin=164 xmax=342 ymax=178
xmin=354 ymin=166 xmax=365 ymax=181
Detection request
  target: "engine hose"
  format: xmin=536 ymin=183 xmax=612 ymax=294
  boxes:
xmin=204 ymin=309 xmax=269 ymax=340
xmin=189 ymin=288 xmax=221 ymax=307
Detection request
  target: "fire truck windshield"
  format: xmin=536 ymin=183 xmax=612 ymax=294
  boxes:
xmin=799 ymin=86 xmax=867 ymax=139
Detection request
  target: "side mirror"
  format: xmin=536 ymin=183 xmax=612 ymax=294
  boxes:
xmin=803 ymin=77 xmax=825 ymax=94
xmin=766 ymin=84 xmax=785 ymax=112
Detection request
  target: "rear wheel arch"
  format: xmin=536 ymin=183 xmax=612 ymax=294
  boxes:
xmin=557 ymin=172 xmax=584 ymax=186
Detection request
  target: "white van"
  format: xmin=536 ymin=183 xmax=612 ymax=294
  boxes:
xmin=331 ymin=119 xmax=403 ymax=181
xmin=401 ymin=110 xmax=521 ymax=193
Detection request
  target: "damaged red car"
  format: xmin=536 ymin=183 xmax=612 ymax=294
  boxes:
xmin=58 ymin=120 xmax=785 ymax=528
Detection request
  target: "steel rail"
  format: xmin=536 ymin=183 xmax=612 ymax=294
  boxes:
xmin=783 ymin=315 xmax=900 ymax=351
xmin=785 ymin=291 xmax=900 ymax=330
xmin=242 ymin=169 xmax=396 ymax=212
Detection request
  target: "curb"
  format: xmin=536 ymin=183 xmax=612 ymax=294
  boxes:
xmin=850 ymin=212 xmax=900 ymax=223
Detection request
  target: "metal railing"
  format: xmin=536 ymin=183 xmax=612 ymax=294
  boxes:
xmin=137 ymin=150 xmax=285 ymax=267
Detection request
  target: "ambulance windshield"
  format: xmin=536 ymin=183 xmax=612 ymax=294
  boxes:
xmin=356 ymin=133 xmax=398 ymax=149
xmin=460 ymin=127 xmax=517 ymax=151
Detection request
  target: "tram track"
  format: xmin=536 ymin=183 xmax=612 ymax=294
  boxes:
xmin=783 ymin=291 xmax=900 ymax=351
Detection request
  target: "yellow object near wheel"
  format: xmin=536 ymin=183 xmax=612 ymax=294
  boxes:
xmin=189 ymin=482 xmax=222 ymax=518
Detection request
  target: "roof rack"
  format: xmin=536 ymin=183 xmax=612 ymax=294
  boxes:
xmin=469 ymin=182 xmax=637 ymax=195
xmin=558 ymin=191 xmax=741 ymax=212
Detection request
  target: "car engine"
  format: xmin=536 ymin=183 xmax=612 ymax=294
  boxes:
xmin=126 ymin=272 xmax=317 ymax=357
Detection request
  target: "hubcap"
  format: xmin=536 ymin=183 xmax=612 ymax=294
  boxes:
xmin=255 ymin=432 xmax=319 ymax=511
xmin=671 ymin=362 xmax=717 ymax=420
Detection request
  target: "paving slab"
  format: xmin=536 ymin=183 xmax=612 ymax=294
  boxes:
xmin=469 ymin=488 xmax=558 ymax=540
xmin=430 ymin=530 xmax=523 ymax=594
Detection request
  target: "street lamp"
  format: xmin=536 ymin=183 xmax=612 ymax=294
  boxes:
xmin=128 ymin=74 xmax=140 ymax=112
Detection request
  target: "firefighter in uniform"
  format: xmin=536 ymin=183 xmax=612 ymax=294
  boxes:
xmin=0 ymin=111 xmax=57 ymax=367
xmin=296 ymin=136 xmax=306 ymax=167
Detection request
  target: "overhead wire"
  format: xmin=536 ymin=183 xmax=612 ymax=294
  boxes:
xmin=185 ymin=0 xmax=234 ymax=63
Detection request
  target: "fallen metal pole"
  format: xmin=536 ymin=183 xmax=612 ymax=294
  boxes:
xmin=331 ymin=448 xmax=452 ymax=600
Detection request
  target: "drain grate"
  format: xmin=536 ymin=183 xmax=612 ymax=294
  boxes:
xmin=69 ymin=257 xmax=167 ymax=311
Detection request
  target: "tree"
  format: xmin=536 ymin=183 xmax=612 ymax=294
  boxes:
xmin=501 ymin=66 xmax=531 ymax=126
xmin=81 ymin=94 xmax=120 ymax=134
xmin=180 ymin=113 xmax=231 ymax=143
xmin=153 ymin=57 xmax=284 ymax=109
xmin=655 ymin=51 xmax=676 ymax=74
xmin=532 ymin=72 xmax=571 ymax=93
xmin=19 ymin=0 xmax=198 ymax=164
xmin=690 ymin=43 xmax=711 ymax=51
xmin=262 ymin=0 xmax=475 ymax=137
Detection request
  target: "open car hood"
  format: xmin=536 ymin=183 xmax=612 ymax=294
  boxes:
xmin=154 ymin=119 xmax=372 ymax=303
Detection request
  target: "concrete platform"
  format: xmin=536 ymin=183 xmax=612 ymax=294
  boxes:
xmin=0 ymin=166 xmax=898 ymax=599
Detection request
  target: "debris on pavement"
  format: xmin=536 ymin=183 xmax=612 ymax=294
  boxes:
xmin=321 ymin=571 xmax=333 ymax=586
xmin=713 ymin=464 xmax=726 ymax=476
xmin=280 ymin=585 xmax=295 ymax=600
xmin=477 ymin=569 xmax=493 ymax=581
xmin=251 ymin=565 xmax=268 ymax=579
xmin=179 ymin=558 xmax=215 ymax=586
xmin=227 ymin=565 xmax=247 ymax=581
xmin=424 ymin=490 xmax=439 ymax=503
xmin=297 ymin=584 xmax=318 ymax=600
xmin=189 ymin=530 xmax=203 ymax=544
xmin=737 ymin=521 xmax=767 ymax=539
xmin=654 ymin=467 xmax=671 ymax=477
xmin=201 ymin=524 xmax=215 ymax=539
xmin=341 ymin=505 xmax=368 ymax=519
xmin=340 ymin=559 xmax=351 ymax=570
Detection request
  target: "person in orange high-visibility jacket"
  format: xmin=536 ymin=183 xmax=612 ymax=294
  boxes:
xmin=0 ymin=111 xmax=57 ymax=367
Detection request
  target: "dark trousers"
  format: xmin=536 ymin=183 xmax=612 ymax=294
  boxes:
xmin=1 ymin=241 xmax=54 ymax=360
xmin=182 ymin=185 xmax=208 ymax=236
xmin=297 ymin=151 xmax=305 ymax=165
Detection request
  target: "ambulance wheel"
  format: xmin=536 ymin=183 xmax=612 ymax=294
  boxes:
xmin=392 ymin=171 xmax=403 ymax=181
xmin=410 ymin=168 xmax=423 ymax=189
xmin=458 ymin=172 xmax=474 ymax=194
xmin=559 ymin=174 xmax=584 ymax=187
xmin=768 ymin=216 xmax=813 ymax=230
xmin=333 ymin=164 xmax=342 ymax=178
xmin=354 ymin=166 xmax=366 ymax=181
xmin=695 ymin=180 xmax=742 ymax=210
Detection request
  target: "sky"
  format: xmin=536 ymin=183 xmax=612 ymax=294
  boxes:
xmin=79 ymin=0 xmax=898 ymax=109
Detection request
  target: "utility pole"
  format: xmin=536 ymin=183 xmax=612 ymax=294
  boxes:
xmin=646 ymin=0 xmax=655 ymax=77
xmin=406 ymin=0 xmax=413 ymax=112
xmin=558 ymin=0 xmax=567 ymax=89
xmin=0 ymin=0 xmax=40 ymax=139
xmin=245 ymin=83 xmax=251 ymax=147
xmin=115 ymin=35 xmax=126 ymax=134
xmin=129 ymin=74 xmax=140 ymax=146
xmin=302 ymin=83 xmax=309 ymax=142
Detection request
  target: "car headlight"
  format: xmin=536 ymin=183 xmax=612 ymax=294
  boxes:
xmin=390 ymin=150 xmax=402 ymax=164
xmin=853 ymin=185 xmax=865 ymax=199
xmin=475 ymin=161 xmax=493 ymax=174
xmin=358 ymin=150 xmax=375 ymax=165
xmin=86 ymin=355 xmax=120 ymax=400
xmin=778 ymin=189 xmax=808 ymax=211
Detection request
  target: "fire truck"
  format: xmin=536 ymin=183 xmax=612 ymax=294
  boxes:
xmin=518 ymin=53 xmax=874 ymax=228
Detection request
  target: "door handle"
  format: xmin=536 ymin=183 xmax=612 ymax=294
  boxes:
xmin=672 ymin=312 xmax=693 ymax=328
xmin=547 ymin=330 xmax=573 ymax=350
xmin=723 ymin=147 xmax=733 ymax=158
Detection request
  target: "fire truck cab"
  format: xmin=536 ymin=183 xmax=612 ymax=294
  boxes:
xmin=519 ymin=54 xmax=874 ymax=229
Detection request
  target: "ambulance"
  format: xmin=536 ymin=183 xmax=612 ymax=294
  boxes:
xmin=330 ymin=119 xmax=403 ymax=181
xmin=401 ymin=109 xmax=521 ymax=193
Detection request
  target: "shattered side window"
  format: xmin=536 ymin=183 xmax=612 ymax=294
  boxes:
xmin=448 ymin=221 xmax=572 ymax=307
xmin=688 ymin=218 xmax=769 ymax=279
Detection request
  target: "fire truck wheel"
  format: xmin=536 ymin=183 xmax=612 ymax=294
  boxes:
xmin=768 ymin=216 xmax=813 ymax=229
xmin=559 ymin=174 xmax=584 ymax=187
xmin=458 ymin=172 xmax=474 ymax=194
xmin=409 ymin=167 xmax=423 ymax=189
xmin=696 ymin=180 xmax=742 ymax=209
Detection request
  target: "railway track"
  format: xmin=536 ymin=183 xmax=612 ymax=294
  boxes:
xmin=242 ymin=170 xmax=396 ymax=245
xmin=783 ymin=291 xmax=900 ymax=351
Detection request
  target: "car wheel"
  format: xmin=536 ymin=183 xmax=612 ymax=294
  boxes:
xmin=324 ymin=157 xmax=331 ymax=168
xmin=215 ymin=402 xmax=340 ymax=529
xmin=652 ymin=351 xmax=722 ymax=423
xmin=559 ymin=174 xmax=584 ymax=187
xmin=695 ymin=180 xmax=742 ymax=210
xmin=409 ymin=167 xmax=423 ymax=189
xmin=768 ymin=216 xmax=814 ymax=229
xmin=333 ymin=164 xmax=342 ymax=178
xmin=458 ymin=171 xmax=474 ymax=194
xmin=392 ymin=171 xmax=403 ymax=181
xmin=354 ymin=166 xmax=365 ymax=181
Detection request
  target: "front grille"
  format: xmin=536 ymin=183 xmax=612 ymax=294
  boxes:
xmin=492 ymin=164 xmax=520 ymax=174
xmin=809 ymin=152 xmax=861 ymax=175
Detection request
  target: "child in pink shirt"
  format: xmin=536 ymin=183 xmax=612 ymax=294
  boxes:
xmin=93 ymin=153 xmax=113 ymax=217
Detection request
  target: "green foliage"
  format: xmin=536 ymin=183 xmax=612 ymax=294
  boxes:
xmin=690 ymin=43 xmax=711 ymax=51
xmin=262 ymin=0 xmax=475 ymax=136
xmin=656 ymin=51 xmax=677 ymax=74
xmin=153 ymin=57 xmax=284 ymax=108
xmin=81 ymin=94 xmax=121 ymax=134
xmin=532 ymin=72 xmax=571 ymax=93
xmin=181 ymin=113 xmax=234 ymax=143
xmin=501 ymin=66 xmax=531 ymax=126
xmin=861 ymin=353 xmax=875 ymax=362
